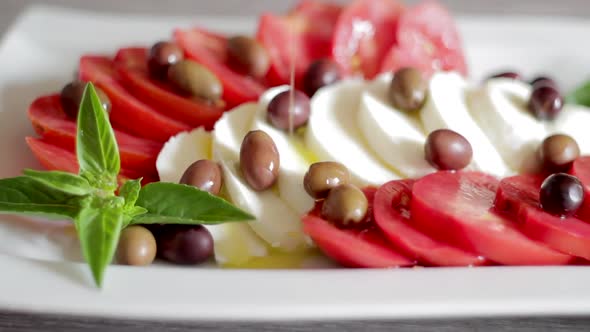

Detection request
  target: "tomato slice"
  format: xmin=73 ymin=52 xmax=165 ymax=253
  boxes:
xmin=25 ymin=137 xmax=156 ymax=184
xmin=570 ymin=156 xmax=590 ymax=221
xmin=258 ymin=1 xmax=343 ymax=87
xmin=114 ymin=47 xmax=224 ymax=130
xmin=380 ymin=0 xmax=467 ymax=77
xmin=79 ymin=55 xmax=191 ymax=142
xmin=28 ymin=95 xmax=161 ymax=176
xmin=331 ymin=0 xmax=404 ymax=78
xmin=174 ymin=28 xmax=265 ymax=108
xmin=374 ymin=180 xmax=487 ymax=266
xmin=302 ymin=187 xmax=413 ymax=268
xmin=495 ymin=174 xmax=590 ymax=260
xmin=411 ymin=171 xmax=572 ymax=265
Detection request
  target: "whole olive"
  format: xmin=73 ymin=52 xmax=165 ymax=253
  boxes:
xmin=321 ymin=184 xmax=368 ymax=228
xmin=425 ymin=129 xmax=473 ymax=170
xmin=530 ymin=76 xmax=558 ymax=89
xmin=488 ymin=71 xmax=521 ymax=80
xmin=240 ymin=130 xmax=280 ymax=191
xmin=60 ymin=81 xmax=111 ymax=119
xmin=227 ymin=35 xmax=270 ymax=79
xmin=528 ymin=84 xmax=563 ymax=120
xmin=303 ymin=59 xmax=342 ymax=96
xmin=303 ymin=162 xmax=350 ymax=199
xmin=157 ymin=225 xmax=214 ymax=265
xmin=539 ymin=134 xmax=580 ymax=172
xmin=148 ymin=41 xmax=184 ymax=79
xmin=179 ymin=159 xmax=223 ymax=195
xmin=266 ymin=89 xmax=311 ymax=131
xmin=168 ymin=59 xmax=223 ymax=102
xmin=116 ymin=225 xmax=157 ymax=266
xmin=540 ymin=173 xmax=584 ymax=217
xmin=388 ymin=67 xmax=428 ymax=112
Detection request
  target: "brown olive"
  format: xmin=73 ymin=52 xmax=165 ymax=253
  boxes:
xmin=388 ymin=67 xmax=428 ymax=112
xmin=267 ymin=90 xmax=311 ymax=130
xmin=148 ymin=41 xmax=184 ymax=79
xmin=303 ymin=162 xmax=350 ymax=199
xmin=321 ymin=184 xmax=368 ymax=228
xmin=240 ymin=130 xmax=280 ymax=191
xmin=168 ymin=59 xmax=223 ymax=102
xmin=60 ymin=81 xmax=111 ymax=119
xmin=227 ymin=35 xmax=270 ymax=79
xmin=303 ymin=59 xmax=342 ymax=96
xmin=539 ymin=134 xmax=580 ymax=172
xmin=116 ymin=225 xmax=157 ymax=266
xmin=425 ymin=129 xmax=473 ymax=170
xmin=179 ymin=159 xmax=223 ymax=195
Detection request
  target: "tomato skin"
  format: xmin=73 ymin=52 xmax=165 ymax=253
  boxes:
xmin=570 ymin=157 xmax=590 ymax=221
xmin=114 ymin=48 xmax=224 ymax=130
xmin=258 ymin=1 xmax=343 ymax=87
xmin=411 ymin=171 xmax=572 ymax=265
xmin=374 ymin=180 xmax=487 ymax=266
xmin=332 ymin=0 xmax=404 ymax=79
xmin=380 ymin=0 xmax=467 ymax=77
xmin=174 ymin=28 xmax=265 ymax=108
xmin=495 ymin=174 xmax=590 ymax=261
xmin=79 ymin=55 xmax=190 ymax=142
xmin=25 ymin=137 xmax=156 ymax=185
xmin=28 ymin=95 xmax=161 ymax=176
xmin=302 ymin=186 xmax=413 ymax=268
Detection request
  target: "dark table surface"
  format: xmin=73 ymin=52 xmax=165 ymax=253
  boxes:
xmin=1 ymin=0 xmax=590 ymax=331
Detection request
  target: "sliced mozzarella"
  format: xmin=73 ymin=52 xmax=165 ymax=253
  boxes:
xmin=548 ymin=104 xmax=590 ymax=155
xmin=466 ymin=78 xmax=546 ymax=173
xmin=155 ymin=121 xmax=268 ymax=265
xmin=212 ymin=104 xmax=308 ymax=251
xmin=252 ymin=87 xmax=314 ymax=215
xmin=156 ymin=127 xmax=211 ymax=183
xmin=358 ymin=73 xmax=435 ymax=178
xmin=306 ymin=80 xmax=399 ymax=186
xmin=421 ymin=73 xmax=510 ymax=176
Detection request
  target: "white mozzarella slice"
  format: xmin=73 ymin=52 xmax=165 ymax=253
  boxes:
xmin=156 ymin=128 xmax=211 ymax=183
xmin=421 ymin=73 xmax=510 ymax=176
xmin=358 ymin=73 xmax=435 ymax=178
xmin=466 ymin=78 xmax=546 ymax=173
xmin=306 ymin=79 xmax=400 ymax=186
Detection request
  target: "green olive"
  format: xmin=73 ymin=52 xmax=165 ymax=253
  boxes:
xmin=168 ymin=59 xmax=223 ymax=102
xmin=303 ymin=162 xmax=350 ymax=199
xmin=388 ymin=67 xmax=428 ymax=112
xmin=116 ymin=225 xmax=157 ymax=266
xmin=321 ymin=184 xmax=368 ymax=228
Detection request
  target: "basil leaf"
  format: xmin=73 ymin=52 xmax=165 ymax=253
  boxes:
xmin=76 ymin=83 xmax=120 ymax=191
xmin=24 ymin=169 xmax=93 ymax=196
xmin=126 ymin=206 xmax=148 ymax=219
xmin=0 ymin=176 xmax=79 ymax=219
xmin=133 ymin=182 xmax=254 ymax=225
xmin=119 ymin=179 xmax=141 ymax=208
xmin=75 ymin=197 xmax=124 ymax=287
xmin=566 ymin=80 xmax=590 ymax=107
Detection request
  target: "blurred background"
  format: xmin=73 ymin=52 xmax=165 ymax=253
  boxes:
xmin=1 ymin=0 xmax=589 ymax=35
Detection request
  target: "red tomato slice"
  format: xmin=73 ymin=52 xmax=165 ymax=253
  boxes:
xmin=79 ymin=55 xmax=191 ymax=142
xmin=380 ymin=0 xmax=467 ymax=77
xmin=332 ymin=0 xmax=404 ymax=79
xmin=174 ymin=28 xmax=265 ymax=108
xmin=257 ymin=2 xmax=342 ymax=87
xmin=570 ymin=156 xmax=590 ymax=221
xmin=25 ymin=137 xmax=156 ymax=185
xmin=114 ymin=48 xmax=224 ymax=130
xmin=495 ymin=174 xmax=590 ymax=260
xmin=374 ymin=180 xmax=487 ymax=266
xmin=28 ymin=95 xmax=161 ymax=176
xmin=302 ymin=187 xmax=414 ymax=268
xmin=411 ymin=171 xmax=572 ymax=265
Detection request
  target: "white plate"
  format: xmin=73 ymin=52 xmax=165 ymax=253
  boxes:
xmin=1 ymin=4 xmax=590 ymax=321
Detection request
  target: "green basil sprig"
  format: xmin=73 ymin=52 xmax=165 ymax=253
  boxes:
xmin=0 ymin=83 xmax=253 ymax=287
xmin=566 ymin=79 xmax=590 ymax=107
